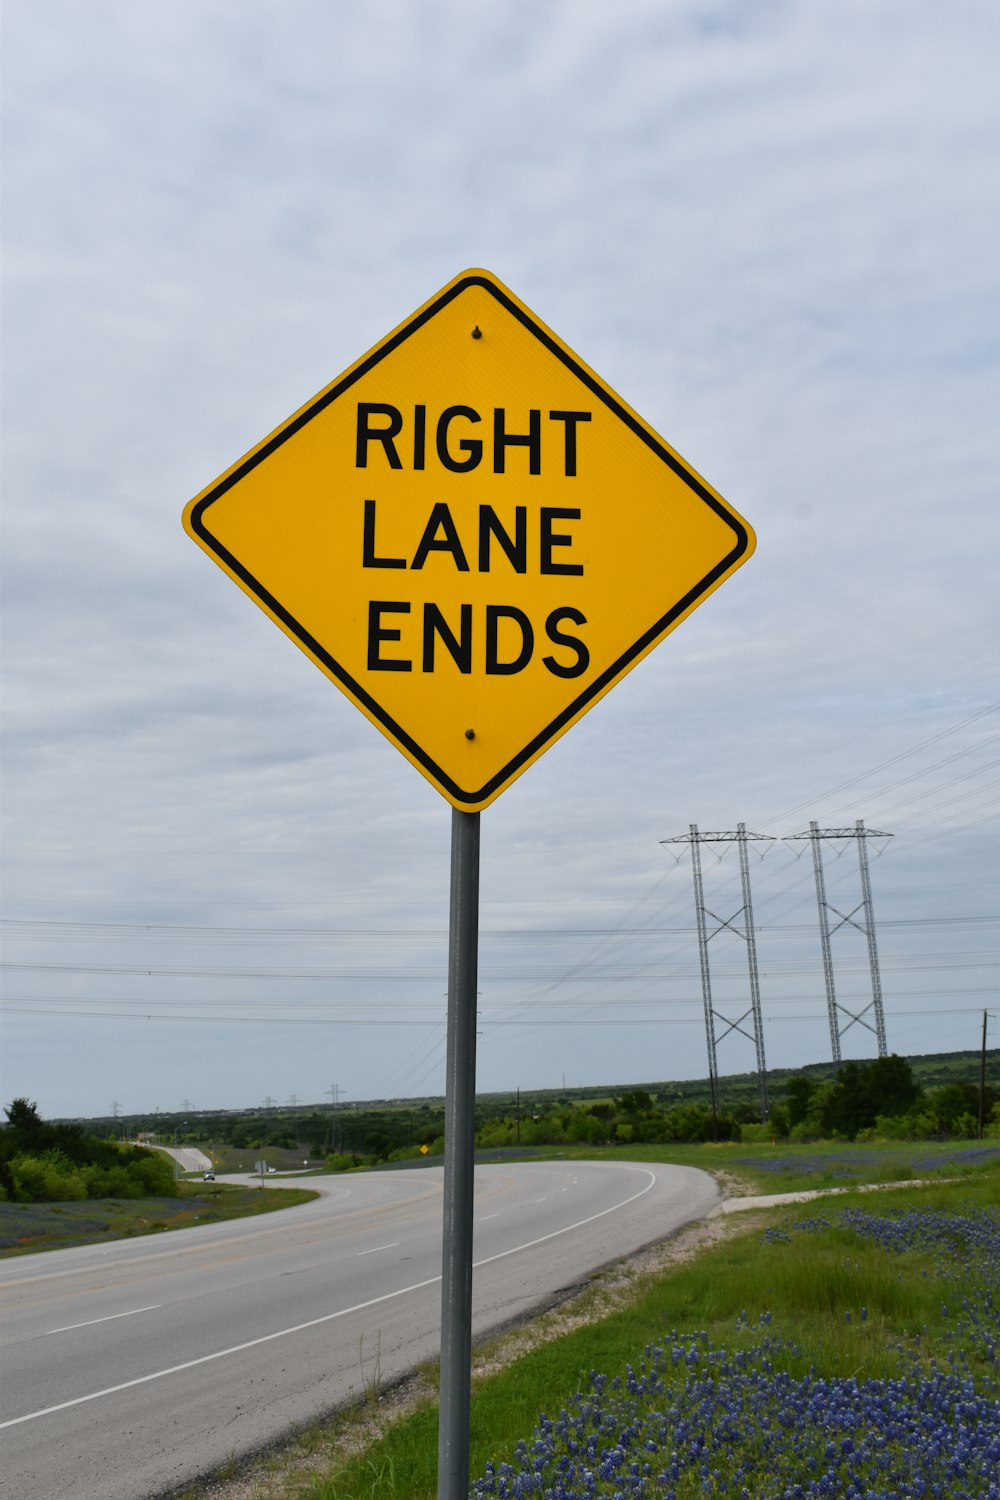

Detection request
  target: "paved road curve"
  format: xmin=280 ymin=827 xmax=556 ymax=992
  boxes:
xmin=0 ymin=1160 xmax=719 ymax=1499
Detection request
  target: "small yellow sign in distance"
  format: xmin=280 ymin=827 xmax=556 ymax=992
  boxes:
xmin=183 ymin=269 xmax=755 ymax=811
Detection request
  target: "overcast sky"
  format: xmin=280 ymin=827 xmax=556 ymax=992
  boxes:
xmin=2 ymin=0 xmax=997 ymax=1123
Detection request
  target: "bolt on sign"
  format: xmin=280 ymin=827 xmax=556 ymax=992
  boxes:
xmin=184 ymin=269 xmax=755 ymax=810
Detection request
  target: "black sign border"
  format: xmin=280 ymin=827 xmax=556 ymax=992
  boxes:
xmin=188 ymin=272 xmax=751 ymax=807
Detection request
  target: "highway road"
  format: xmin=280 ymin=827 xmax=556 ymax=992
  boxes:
xmin=157 ymin=1145 xmax=214 ymax=1175
xmin=0 ymin=1160 xmax=719 ymax=1499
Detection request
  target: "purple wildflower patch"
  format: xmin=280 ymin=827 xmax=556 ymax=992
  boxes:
xmin=470 ymin=1207 xmax=1000 ymax=1499
xmin=735 ymin=1146 xmax=1000 ymax=1177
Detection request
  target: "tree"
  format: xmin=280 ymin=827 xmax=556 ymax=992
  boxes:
xmin=785 ymin=1077 xmax=815 ymax=1128
xmin=4 ymin=1098 xmax=42 ymax=1133
xmin=820 ymin=1062 xmax=871 ymax=1139
xmin=4 ymin=1099 xmax=45 ymax=1154
xmin=927 ymin=1083 xmax=982 ymax=1136
xmin=813 ymin=1055 xmax=921 ymax=1140
xmin=616 ymin=1089 xmax=654 ymax=1118
xmin=567 ymin=1112 xmax=602 ymax=1144
xmin=867 ymin=1055 xmax=921 ymax=1117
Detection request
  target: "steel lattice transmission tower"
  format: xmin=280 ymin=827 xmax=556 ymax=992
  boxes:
xmin=785 ymin=819 xmax=892 ymax=1063
xmin=662 ymin=824 xmax=772 ymax=1121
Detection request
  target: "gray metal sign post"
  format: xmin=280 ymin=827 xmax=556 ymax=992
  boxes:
xmin=437 ymin=808 xmax=481 ymax=1500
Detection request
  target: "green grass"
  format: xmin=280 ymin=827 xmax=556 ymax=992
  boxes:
xmin=200 ymin=1133 xmax=998 ymax=1197
xmin=0 ymin=1180 xmax=319 ymax=1254
xmin=511 ymin=1136 xmax=999 ymax=1196
xmin=290 ymin=1163 xmax=1000 ymax=1500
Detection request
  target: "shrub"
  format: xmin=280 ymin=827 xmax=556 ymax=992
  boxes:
xmin=477 ymin=1119 xmax=518 ymax=1148
xmin=325 ymin=1152 xmax=365 ymax=1172
xmin=4 ymin=1144 xmax=177 ymax=1203
xmin=566 ymin=1112 xmax=603 ymax=1144
xmin=129 ymin=1151 xmax=177 ymax=1195
xmin=9 ymin=1151 xmax=87 ymax=1202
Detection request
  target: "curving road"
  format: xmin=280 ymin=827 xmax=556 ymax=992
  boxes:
xmin=156 ymin=1145 xmax=214 ymax=1175
xmin=0 ymin=1160 xmax=719 ymax=1499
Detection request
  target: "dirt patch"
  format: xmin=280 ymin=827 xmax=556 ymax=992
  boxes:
xmin=711 ymin=1167 xmax=758 ymax=1199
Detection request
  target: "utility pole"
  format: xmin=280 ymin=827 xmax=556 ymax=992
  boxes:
xmin=980 ymin=1011 xmax=990 ymax=1140
xmin=662 ymin=824 xmax=773 ymax=1122
xmin=786 ymin=820 xmax=891 ymax=1062
xmin=327 ymin=1084 xmax=340 ymax=1152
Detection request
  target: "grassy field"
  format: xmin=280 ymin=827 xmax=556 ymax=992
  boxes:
xmin=0 ymin=1179 xmax=319 ymax=1254
xmin=234 ymin=1133 xmax=999 ymax=1195
xmin=202 ymin=1144 xmax=999 ymax=1500
xmin=475 ymin=1136 xmax=1000 ymax=1196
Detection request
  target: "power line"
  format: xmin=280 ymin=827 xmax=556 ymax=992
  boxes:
xmin=4 ymin=952 xmax=995 ymax=981
xmin=3 ymin=914 xmax=997 ymax=941
xmin=761 ymin=701 xmax=999 ymax=826
xmin=2 ymin=1004 xmax=993 ymax=1027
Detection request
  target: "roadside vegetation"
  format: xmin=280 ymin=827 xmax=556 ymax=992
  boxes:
xmin=0 ymin=1178 xmax=319 ymax=1254
xmin=253 ymin=1160 xmax=1000 ymax=1500
xmin=461 ymin=1053 xmax=997 ymax=1158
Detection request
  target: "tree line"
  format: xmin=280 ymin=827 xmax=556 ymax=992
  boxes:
xmin=316 ymin=1056 xmax=997 ymax=1168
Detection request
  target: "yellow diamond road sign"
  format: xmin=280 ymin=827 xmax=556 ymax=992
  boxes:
xmin=183 ymin=269 xmax=755 ymax=811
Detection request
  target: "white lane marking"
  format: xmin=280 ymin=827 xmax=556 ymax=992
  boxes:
xmin=356 ymin=1243 xmax=399 ymax=1257
xmin=46 ymin=1305 xmax=161 ymax=1336
xmin=472 ymin=1169 xmax=654 ymax=1276
xmin=1 ymin=1167 xmax=656 ymax=1429
xmin=479 ymin=1213 xmax=499 ymax=1221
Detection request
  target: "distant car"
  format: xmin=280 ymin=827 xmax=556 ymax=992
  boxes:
xmin=203 ymin=1171 xmax=216 ymax=1181
xmin=267 ymin=1167 xmax=277 ymax=1174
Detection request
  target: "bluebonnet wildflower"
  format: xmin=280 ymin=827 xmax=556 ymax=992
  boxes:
xmin=470 ymin=1207 xmax=1000 ymax=1499
xmin=736 ymin=1146 xmax=1000 ymax=1178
